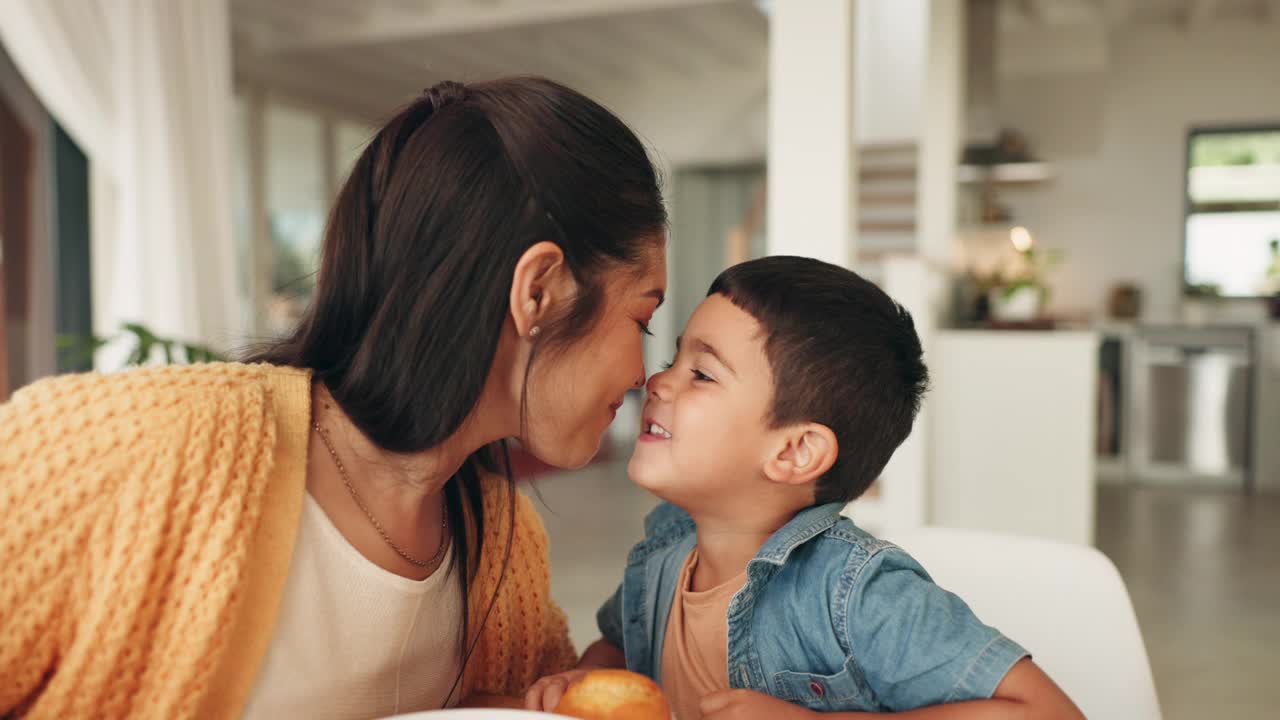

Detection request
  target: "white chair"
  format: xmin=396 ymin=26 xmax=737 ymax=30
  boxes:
xmin=882 ymin=526 xmax=1162 ymax=720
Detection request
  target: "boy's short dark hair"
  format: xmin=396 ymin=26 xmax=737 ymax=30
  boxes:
xmin=709 ymin=256 xmax=929 ymax=505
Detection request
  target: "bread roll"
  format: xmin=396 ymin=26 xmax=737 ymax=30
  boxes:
xmin=555 ymin=669 xmax=671 ymax=720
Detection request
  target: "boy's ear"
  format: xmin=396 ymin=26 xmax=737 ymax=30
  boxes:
xmin=763 ymin=423 xmax=839 ymax=489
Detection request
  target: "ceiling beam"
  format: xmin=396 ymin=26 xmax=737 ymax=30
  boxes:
xmin=631 ymin=8 xmax=754 ymax=70
xmin=589 ymin=22 xmax=693 ymax=80
xmin=262 ymin=0 xmax=737 ymax=54
xmin=234 ymin=62 xmax=389 ymax=125
xmin=379 ymin=43 xmax=513 ymax=85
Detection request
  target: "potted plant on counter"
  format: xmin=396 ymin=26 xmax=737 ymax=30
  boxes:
xmin=981 ymin=226 xmax=1062 ymax=323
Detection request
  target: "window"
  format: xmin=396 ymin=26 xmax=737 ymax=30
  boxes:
xmin=264 ymin=104 xmax=326 ymax=335
xmin=233 ymin=96 xmax=377 ymax=337
xmin=1184 ymin=126 xmax=1280 ymax=298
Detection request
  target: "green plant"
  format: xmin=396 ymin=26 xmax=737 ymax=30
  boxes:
xmin=57 ymin=322 xmax=226 ymax=370
xmin=1000 ymin=277 xmax=1044 ymax=300
xmin=972 ymin=245 xmax=1063 ymax=299
xmin=1185 ymin=282 xmax=1222 ymax=298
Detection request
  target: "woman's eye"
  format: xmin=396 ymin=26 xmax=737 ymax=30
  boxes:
xmin=661 ymin=361 xmax=674 ymax=370
xmin=637 ymin=321 xmax=654 ymax=337
xmin=692 ymin=369 xmax=714 ymax=382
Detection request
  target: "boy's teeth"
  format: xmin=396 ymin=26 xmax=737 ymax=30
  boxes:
xmin=647 ymin=423 xmax=672 ymax=439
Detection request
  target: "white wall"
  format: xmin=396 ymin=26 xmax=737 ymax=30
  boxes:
xmin=993 ymin=22 xmax=1280 ymax=323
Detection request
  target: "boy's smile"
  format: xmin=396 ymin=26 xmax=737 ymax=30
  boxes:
xmin=639 ymin=421 xmax=672 ymax=441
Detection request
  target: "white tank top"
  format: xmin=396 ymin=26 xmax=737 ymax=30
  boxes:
xmin=242 ymin=493 xmax=464 ymax=719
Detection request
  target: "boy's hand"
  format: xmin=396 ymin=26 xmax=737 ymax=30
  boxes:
xmin=700 ymin=689 xmax=819 ymax=720
xmin=524 ymin=668 xmax=593 ymax=713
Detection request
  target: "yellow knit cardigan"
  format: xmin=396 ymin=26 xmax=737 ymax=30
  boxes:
xmin=0 ymin=363 xmax=576 ymax=718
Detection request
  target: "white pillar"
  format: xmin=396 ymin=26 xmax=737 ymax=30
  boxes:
xmin=912 ymin=0 xmax=968 ymax=527
xmin=766 ymin=0 xmax=857 ymax=267
xmin=918 ymin=0 xmax=965 ymax=265
xmin=855 ymin=0 xmax=967 ymax=533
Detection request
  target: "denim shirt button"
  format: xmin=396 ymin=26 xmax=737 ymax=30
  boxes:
xmin=809 ymin=680 xmax=824 ymax=697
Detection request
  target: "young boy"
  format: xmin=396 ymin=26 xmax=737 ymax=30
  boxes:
xmin=527 ymin=256 xmax=1083 ymax=719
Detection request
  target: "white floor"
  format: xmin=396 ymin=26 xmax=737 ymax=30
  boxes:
xmin=1095 ymin=484 xmax=1280 ymax=720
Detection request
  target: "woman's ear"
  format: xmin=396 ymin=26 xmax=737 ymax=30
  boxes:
xmin=510 ymin=242 xmax=567 ymax=337
xmin=762 ymin=423 xmax=839 ymax=489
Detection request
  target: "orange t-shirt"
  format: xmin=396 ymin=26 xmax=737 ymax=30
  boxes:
xmin=660 ymin=550 xmax=748 ymax=720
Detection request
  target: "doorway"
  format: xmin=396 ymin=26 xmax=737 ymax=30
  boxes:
xmin=0 ymin=82 xmax=33 ymax=400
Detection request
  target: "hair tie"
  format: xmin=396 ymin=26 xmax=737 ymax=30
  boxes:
xmin=422 ymin=80 xmax=469 ymax=114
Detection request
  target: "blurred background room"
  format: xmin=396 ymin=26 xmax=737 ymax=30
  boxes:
xmin=2 ymin=1 xmax=1278 ymax=718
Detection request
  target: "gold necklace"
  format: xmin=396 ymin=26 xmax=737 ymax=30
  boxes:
xmin=313 ymin=422 xmax=449 ymax=569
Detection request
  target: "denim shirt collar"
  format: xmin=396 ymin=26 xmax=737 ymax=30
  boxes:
xmin=750 ymin=502 xmax=847 ymax=566
xmin=626 ymin=500 xmax=847 ymax=569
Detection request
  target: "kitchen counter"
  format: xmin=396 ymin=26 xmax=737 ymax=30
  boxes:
xmin=929 ymin=329 xmax=1099 ymax=545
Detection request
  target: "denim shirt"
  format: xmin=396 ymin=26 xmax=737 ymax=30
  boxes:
xmin=596 ymin=502 xmax=1028 ymax=713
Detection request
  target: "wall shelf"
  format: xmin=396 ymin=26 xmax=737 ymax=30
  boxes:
xmin=958 ymin=162 xmax=1053 ymax=184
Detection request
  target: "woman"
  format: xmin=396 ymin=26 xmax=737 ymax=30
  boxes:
xmin=0 ymin=77 xmax=668 ymax=719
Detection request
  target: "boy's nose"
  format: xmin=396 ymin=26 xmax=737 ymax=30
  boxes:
xmin=646 ymin=369 xmax=672 ymax=401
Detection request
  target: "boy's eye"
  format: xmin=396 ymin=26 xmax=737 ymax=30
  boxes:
xmin=661 ymin=361 xmax=674 ymax=370
xmin=637 ymin=321 xmax=654 ymax=337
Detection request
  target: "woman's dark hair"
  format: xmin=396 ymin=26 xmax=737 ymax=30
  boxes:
xmin=246 ymin=77 xmax=666 ymax=696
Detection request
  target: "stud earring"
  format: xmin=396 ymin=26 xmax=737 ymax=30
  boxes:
xmin=529 ymin=326 xmax=541 ymax=338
